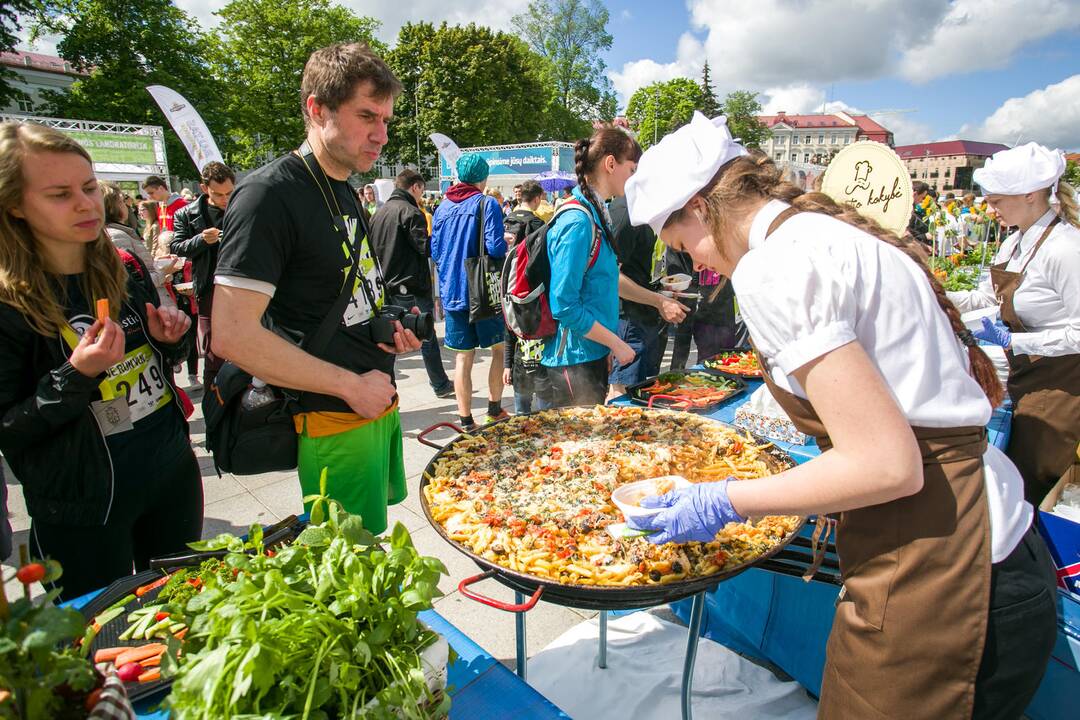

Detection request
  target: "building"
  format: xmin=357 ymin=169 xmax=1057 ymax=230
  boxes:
xmin=1 ymin=51 xmax=85 ymax=115
xmin=755 ymin=111 xmax=895 ymax=165
xmin=895 ymin=140 xmax=1009 ymax=194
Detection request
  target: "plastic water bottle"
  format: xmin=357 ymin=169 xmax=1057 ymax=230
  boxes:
xmin=241 ymin=378 xmax=276 ymax=410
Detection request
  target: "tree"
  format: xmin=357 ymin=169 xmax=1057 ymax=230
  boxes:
xmin=209 ymin=0 xmax=383 ymax=169
xmin=0 ymin=0 xmax=35 ymax=108
xmin=699 ymin=62 xmax=719 ymax=117
xmin=625 ymin=78 xmax=704 ymax=150
xmin=33 ymin=0 xmax=225 ymax=178
xmin=721 ymin=90 xmax=771 ymax=149
xmin=383 ymin=22 xmax=550 ymax=166
xmin=512 ymin=0 xmax=617 ymax=139
xmin=1065 ymin=159 xmax=1080 ymax=189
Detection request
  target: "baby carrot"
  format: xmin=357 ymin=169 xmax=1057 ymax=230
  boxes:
xmin=95 ymin=298 xmax=109 ymax=324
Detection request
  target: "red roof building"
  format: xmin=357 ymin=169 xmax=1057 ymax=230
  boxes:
xmin=755 ymin=111 xmax=895 ymax=165
xmin=894 ymin=140 xmax=1010 ymax=194
xmin=0 ymin=50 xmax=85 ymax=116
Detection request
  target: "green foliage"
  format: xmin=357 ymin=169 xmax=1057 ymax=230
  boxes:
xmin=32 ymin=0 xmax=228 ymax=178
xmin=625 ymin=78 xmax=704 ymax=150
xmin=208 ymin=0 xmax=384 ymax=169
xmin=0 ymin=588 xmax=96 ymax=719
xmin=721 ymin=90 xmax=771 ymax=149
xmin=0 ymin=0 xmax=36 ymax=108
xmin=699 ymin=62 xmax=719 ymax=117
xmin=164 ymin=492 xmax=449 ymax=719
xmin=1065 ymin=159 xmax=1080 ymax=189
xmin=383 ymin=22 xmax=550 ymax=165
xmin=512 ymin=0 xmax=616 ymax=139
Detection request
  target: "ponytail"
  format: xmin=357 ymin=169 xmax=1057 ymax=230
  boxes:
xmin=1055 ymin=180 xmax=1079 ymax=229
xmin=695 ymin=154 xmax=1005 ymax=407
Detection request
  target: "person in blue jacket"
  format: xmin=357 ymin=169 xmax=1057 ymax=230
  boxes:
xmin=542 ymin=128 xmax=642 ymax=407
xmin=430 ymin=154 xmax=507 ymax=429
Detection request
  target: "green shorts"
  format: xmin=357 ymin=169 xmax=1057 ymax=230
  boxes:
xmin=297 ymin=408 xmax=406 ymax=535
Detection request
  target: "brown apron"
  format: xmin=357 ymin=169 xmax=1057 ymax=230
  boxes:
xmin=990 ymin=217 xmax=1080 ymax=504
xmin=751 ymin=208 xmax=992 ymax=718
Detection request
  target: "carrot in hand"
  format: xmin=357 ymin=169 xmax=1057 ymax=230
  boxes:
xmin=96 ymin=298 xmax=109 ymax=324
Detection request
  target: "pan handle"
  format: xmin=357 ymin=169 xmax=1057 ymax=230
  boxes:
xmin=647 ymin=394 xmax=692 ymax=410
xmin=417 ymin=422 xmax=466 ymax=449
xmin=458 ymin=570 xmax=544 ymax=612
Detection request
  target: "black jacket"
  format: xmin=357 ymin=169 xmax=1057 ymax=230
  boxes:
xmin=368 ymin=188 xmax=431 ymax=296
xmin=171 ymin=194 xmax=223 ymax=306
xmin=0 ymin=257 xmax=191 ymax=526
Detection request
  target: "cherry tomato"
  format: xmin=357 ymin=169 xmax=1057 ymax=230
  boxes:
xmin=154 ymin=612 xmax=170 ymax=622
xmin=16 ymin=563 xmax=46 ymax=585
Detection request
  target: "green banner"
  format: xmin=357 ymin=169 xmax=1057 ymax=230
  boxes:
xmin=64 ymin=130 xmax=158 ymax=165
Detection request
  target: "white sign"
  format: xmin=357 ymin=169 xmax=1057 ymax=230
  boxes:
xmin=146 ymin=85 xmax=223 ymax=171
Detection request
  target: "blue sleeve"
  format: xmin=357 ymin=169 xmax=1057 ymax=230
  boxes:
xmin=547 ymin=212 xmax=597 ymax=337
xmin=484 ymin=196 xmax=506 ymax=258
xmin=430 ymin=209 xmax=444 ymax=264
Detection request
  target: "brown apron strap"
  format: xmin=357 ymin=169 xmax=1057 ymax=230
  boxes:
xmin=766 ymin=206 xmax=800 ymax=238
xmin=1017 ymin=216 xmax=1059 ymax=275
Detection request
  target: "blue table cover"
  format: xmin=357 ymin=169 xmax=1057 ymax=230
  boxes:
xmin=614 ymin=375 xmax=1073 ymax=719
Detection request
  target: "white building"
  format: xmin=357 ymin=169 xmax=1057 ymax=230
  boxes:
xmin=1 ymin=50 xmax=84 ymax=115
xmin=756 ymin=111 xmax=894 ymax=165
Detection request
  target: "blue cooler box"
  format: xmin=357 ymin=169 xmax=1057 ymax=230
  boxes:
xmin=1038 ymin=510 xmax=1080 ymax=595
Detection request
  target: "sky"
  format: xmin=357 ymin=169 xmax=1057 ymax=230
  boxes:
xmin=16 ymin=0 xmax=1080 ymax=150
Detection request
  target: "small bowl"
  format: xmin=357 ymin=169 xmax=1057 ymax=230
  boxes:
xmin=610 ymin=475 xmax=691 ymax=519
xmin=660 ymin=273 xmax=691 ymax=291
xmin=153 ymin=257 xmax=173 ymax=271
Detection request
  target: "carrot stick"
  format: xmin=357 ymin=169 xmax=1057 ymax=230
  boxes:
xmin=135 ymin=574 xmax=170 ymax=598
xmin=138 ymin=668 xmax=161 ymax=683
xmin=93 ymin=647 xmax=128 ymax=664
xmin=173 ymin=627 xmax=188 ymax=641
xmin=96 ymin=298 xmax=109 ymax=324
xmin=114 ymin=643 xmax=166 ymax=668
xmin=139 ymin=655 xmax=161 ymax=668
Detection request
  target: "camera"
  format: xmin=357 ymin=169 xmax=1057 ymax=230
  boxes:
xmin=369 ymin=305 xmax=434 ymax=344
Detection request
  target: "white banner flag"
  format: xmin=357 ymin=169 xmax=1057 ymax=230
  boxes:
xmin=146 ymin=85 xmax=223 ymax=171
xmin=429 ymin=132 xmax=462 ymax=177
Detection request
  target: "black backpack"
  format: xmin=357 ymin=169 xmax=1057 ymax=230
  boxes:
xmin=501 ymin=201 xmax=600 ymax=340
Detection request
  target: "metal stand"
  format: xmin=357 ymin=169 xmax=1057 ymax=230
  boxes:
xmin=597 ymin=611 xmax=608 ymax=669
xmin=514 ymin=591 xmax=528 ymax=680
xmin=681 ymin=592 xmax=706 ymax=720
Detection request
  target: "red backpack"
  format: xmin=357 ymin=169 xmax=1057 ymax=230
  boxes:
xmin=500 ymin=200 xmax=601 ymax=340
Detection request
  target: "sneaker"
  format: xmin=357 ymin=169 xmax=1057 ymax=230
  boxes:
xmin=459 ymin=419 xmax=478 ymax=434
xmin=433 ymin=382 xmax=455 ymax=399
xmin=484 ymin=409 xmax=511 ymax=425
xmin=187 ymin=374 xmax=199 ymax=387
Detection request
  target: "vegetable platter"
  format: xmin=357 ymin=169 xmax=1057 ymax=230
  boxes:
xmin=627 ymin=370 xmax=747 ymax=412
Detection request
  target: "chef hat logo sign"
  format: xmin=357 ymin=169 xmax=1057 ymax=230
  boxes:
xmin=821 ymin=141 xmax=914 ymax=235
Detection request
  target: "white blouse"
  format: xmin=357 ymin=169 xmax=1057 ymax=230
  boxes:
xmin=947 ymin=209 xmax=1080 ymax=357
xmin=732 ymin=200 xmax=1030 ymax=563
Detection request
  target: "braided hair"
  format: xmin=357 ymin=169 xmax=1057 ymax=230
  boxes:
xmin=674 ymin=153 xmax=1004 ymax=407
xmin=573 ymin=127 xmax=642 ymax=250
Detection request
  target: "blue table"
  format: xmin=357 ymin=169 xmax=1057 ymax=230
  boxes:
xmin=67 ymin=590 xmax=569 ymax=719
xmin=617 ymin=376 xmax=1074 ymax=719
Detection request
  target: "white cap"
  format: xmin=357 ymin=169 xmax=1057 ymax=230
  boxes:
xmin=973 ymin=142 xmax=1066 ymax=196
xmin=625 ymin=112 xmax=748 ymax=237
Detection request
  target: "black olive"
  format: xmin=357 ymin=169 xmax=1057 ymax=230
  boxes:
xmin=649 ymin=570 xmax=662 ymax=582
xmin=672 ymin=561 xmax=684 ymax=574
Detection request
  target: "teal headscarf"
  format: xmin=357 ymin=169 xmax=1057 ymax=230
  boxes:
xmin=456 ymin=153 xmax=489 ymax=184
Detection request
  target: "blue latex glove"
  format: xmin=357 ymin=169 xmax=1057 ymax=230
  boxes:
xmin=973 ymin=317 xmax=1011 ymax=348
xmin=624 ymin=479 xmax=745 ymax=544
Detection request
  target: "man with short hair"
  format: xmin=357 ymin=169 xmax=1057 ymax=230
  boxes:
xmin=171 ymin=161 xmax=236 ymax=389
xmin=909 ymin=180 xmax=935 ymax=245
xmin=369 ymin=168 xmax=453 ymax=398
xmin=430 ymin=153 xmax=507 ymax=430
xmin=142 ymin=175 xmax=187 ymax=231
xmin=212 ymin=43 xmax=421 ymax=534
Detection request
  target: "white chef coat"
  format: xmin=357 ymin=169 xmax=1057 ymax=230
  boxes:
xmin=947 ymin=209 xmax=1080 ymax=357
xmin=732 ymin=199 xmax=1030 ymax=563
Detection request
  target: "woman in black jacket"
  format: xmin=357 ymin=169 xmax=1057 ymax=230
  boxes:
xmin=0 ymin=122 xmax=203 ymax=600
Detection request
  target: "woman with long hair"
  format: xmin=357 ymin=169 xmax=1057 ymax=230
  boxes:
xmin=624 ymin=113 xmax=1055 ymax=719
xmin=101 ymin=181 xmax=173 ymax=306
xmin=948 ymin=143 xmax=1080 ymax=506
xmin=0 ymin=122 xmax=203 ymax=600
xmin=139 ymin=199 xmax=160 ymax=250
xmin=540 ymin=127 xmax=641 ymax=406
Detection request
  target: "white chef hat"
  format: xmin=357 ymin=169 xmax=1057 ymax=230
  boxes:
xmin=625 ymin=112 xmax=748 ymax=237
xmin=973 ymin=142 xmax=1066 ymax=196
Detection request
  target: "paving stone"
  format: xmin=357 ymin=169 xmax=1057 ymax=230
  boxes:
xmin=249 ymin=477 xmax=304 ymax=521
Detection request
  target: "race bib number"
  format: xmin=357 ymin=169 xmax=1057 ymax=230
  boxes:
xmin=101 ymin=344 xmax=173 ymax=424
xmin=338 ymin=216 xmax=386 ymax=328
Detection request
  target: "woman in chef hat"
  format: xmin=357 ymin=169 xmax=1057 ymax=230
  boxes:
xmin=948 ymin=143 xmax=1079 ymax=506
xmin=624 ymin=113 xmax=1056 ymax=719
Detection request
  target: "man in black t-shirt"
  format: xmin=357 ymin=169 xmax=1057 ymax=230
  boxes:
xmin=212 ymin=43 xmax=421 ymax=535
xmin=607 ymin=195 xmax=688 ymax=398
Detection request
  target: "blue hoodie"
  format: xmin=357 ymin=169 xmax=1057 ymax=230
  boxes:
xmin=542 ymin=187 xmax=620 ymax=368
xmin=430 ymin=190 xmax=506 ymax=312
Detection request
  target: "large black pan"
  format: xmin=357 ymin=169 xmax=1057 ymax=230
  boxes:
xmin=417 ymin=408 xmax=809 ymax=612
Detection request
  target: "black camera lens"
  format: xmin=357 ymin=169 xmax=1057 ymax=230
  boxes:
xmin=402 ymin=311 xmax=434 ymax=343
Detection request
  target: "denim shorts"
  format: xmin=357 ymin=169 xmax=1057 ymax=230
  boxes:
xmin=444 ymin=309 xmax=505 ymax=351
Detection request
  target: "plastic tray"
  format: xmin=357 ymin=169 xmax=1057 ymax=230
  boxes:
xmin=626 ymin=369 xmax=747 ymax=413
xmin=701 ymin=347 xmax=763 ymax=378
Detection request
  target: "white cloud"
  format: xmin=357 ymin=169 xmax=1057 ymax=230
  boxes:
xmin=961 ymin=74 xmax=1080 ymax=150
xmin=608 ymin=33 xmax=701 ymax=100
xmin=900 ymin=0 xmax=1080 ymax=83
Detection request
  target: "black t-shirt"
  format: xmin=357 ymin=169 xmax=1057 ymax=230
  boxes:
xmin=60 ymin=276 xmax=187 ymax=460
xmin=504 ymin=208 xmax=544 ymax=245
xmin=216 ymin=152 xmax=391 ymax=413
xmin=608 ymin=196 xmax=660 ymax=328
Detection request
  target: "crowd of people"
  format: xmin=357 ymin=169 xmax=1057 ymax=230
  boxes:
xmin=0 ymin=39 xmax=1076 ymax=718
